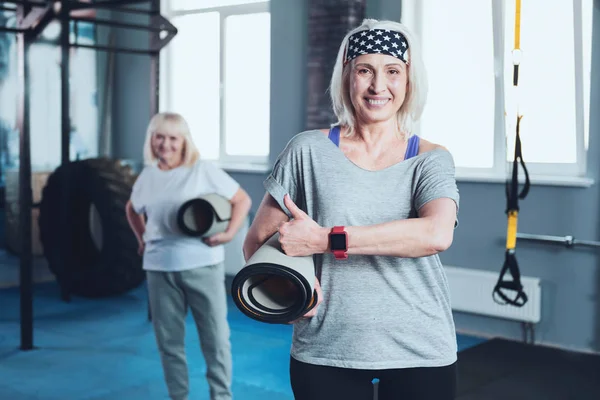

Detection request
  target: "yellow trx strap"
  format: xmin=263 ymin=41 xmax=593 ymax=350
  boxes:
xmin=514 ymin=0 xmax=521 ymax=49
xmin=493 ymin=0 xmax=530 ymax=307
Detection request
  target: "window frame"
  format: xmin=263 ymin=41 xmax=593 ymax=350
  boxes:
xmin=403 ymin=0 xmax=592 ymax=186
xmin=160 ymin=1 xmax=271 ymax=167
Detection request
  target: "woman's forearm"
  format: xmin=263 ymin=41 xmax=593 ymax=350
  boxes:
xmin=243 ymin=235 xmax=264 ymax=262
xmin=242 ymin=213 xmax=279 ymax=261
xmin=347 ymin=218 xmax=452 ymax=257
xmin=125 ymin=202 xmax=146 ymax=244
xmin=312 ymin=217 xmax=453 ymax=258
xmin=243 ymin=193 xmax=288 ymax=261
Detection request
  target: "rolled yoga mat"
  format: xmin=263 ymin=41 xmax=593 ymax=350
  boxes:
xmin=231 ymin=233 xmax=319 ymax=324
xmin=177 ymin=193 xmax=231 ymax=237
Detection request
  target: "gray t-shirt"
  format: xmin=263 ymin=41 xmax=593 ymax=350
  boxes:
xmin=264 ymin=130 xmax=460 ymax=370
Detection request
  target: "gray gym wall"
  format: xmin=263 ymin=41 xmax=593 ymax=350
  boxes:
xmin=110 ymin=7 xmax=153 ymax=162
xmin=108 ymin=0 xmax=600 ymax=353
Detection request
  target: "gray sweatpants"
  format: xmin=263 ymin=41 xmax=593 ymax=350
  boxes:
xmin=147 ymin=263 xmax=232 ymax=400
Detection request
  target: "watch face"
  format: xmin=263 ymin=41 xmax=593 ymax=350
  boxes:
xmin=330 ymin=233 xmax=347 ymax=251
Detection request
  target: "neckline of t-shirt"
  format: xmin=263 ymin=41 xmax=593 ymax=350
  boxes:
xmin=152 ymin=162 xmax=191 ymax=173
xmin=311 ymin=130 xmax=445 ymax=173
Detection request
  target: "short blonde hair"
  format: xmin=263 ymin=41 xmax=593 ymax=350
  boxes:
xmin=329 ymin=19 xmax=428 ymax=140
xmin=142 ymin=112 xmax=200 ymax=167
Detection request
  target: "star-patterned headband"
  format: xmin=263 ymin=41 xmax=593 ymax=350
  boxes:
xmin=343 ymin=29 xmax=409 ymax=66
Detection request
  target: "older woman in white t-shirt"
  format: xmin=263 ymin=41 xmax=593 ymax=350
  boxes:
xmin=125 ymin=112 xmax=251 ymax=400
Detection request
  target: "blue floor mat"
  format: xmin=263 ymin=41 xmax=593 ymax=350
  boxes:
xmin=0 ymin=282 xmax=487 ymax=400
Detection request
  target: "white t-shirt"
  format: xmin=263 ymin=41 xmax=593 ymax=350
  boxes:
xmin=130 ymin=160 xmax=240 ymax=271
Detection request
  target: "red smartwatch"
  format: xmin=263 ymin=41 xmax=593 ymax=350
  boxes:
xmin=329 ymin=226 xmax=348 ymax=260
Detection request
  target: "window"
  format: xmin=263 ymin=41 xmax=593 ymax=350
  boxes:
xmin=401 ymin=0 xmax=593 ymax=182
xmin=160 ymin=1 xmax=271 ymax=166
xmin=0 ymin=17 xmax=98 ymax=181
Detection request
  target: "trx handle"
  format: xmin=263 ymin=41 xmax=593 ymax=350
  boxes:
xmin=493 ymin=251 xmax=529 ymax=307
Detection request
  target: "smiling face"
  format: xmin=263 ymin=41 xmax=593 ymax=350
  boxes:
xmin=348 ymin=53 xmax=408 ymax=126
xmin=151 ymin=130 xmax=185 ymax=168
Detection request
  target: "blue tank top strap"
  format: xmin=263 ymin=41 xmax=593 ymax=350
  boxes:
xmin=329 ymin=128 xmax=419 ymax=158
xmin=404 ymin=135 xmax=420 ymax=160
xmin=328 ymin=125 xmax=341 ymax=147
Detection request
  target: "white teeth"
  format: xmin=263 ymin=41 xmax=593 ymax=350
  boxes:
xmin=368 ymin=99 xmax=388 ymax=105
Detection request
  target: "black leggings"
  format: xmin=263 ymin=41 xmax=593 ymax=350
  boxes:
xmin=290 ymin=356 xmax=457 ymax=400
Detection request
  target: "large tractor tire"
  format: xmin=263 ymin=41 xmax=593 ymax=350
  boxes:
xmin=38 ymin=158 xmax=144 ymax=298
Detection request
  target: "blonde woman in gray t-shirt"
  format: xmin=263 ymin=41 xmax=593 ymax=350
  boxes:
xmin=244 ymin=19 xmax=460 ymax=400
xmin=126 ymin=112 xmax=252 ymax=400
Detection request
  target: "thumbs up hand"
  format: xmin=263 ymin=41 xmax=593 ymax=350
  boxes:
xmin=278 ymin=194 xmax=328 ymax=257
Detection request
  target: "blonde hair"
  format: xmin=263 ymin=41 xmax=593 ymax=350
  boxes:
xmin=329 ymin=18 xmax=428 ymax=140
xmin=142 ymin=112 xmax=200 ymax=167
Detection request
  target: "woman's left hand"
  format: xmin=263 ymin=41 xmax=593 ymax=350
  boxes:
xmin=204 ymin=232 xmax=233 ymax=247
xmin=279 ymin=194 xmax=327 ymax=257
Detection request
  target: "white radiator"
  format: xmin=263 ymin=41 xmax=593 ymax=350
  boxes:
xmin=445 ymin=265 xmax=542 ymax=324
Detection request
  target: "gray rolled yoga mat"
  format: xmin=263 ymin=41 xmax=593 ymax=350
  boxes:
xmin=177 ymin=193 xmax=231 ymax=237
xmin=231 ymin=232 xmax=318 ymax=324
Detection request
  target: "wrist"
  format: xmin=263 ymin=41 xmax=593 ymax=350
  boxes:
xmin=318 ymin=226 xmax=331 ymax=253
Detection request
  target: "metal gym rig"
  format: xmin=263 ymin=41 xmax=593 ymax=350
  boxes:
xmin=0 ymin=0 xmax=177 ymax=351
